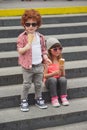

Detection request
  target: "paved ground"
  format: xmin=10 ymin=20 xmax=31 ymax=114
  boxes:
xmin=0 ymin=0 xmax=87 ymax=16
xmin=0 ymin=0 xmax=87 ymax=9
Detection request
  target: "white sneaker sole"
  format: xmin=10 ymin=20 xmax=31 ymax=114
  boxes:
xmin=62 ymin=102 xmax=69 ymax=106
xmin=21 ymin=108 xmax=29 ymax=112
xmin=35 ymin=104 xmax=48 ymax=109
xmin=52 ymin=104 xmax=60 ymax=107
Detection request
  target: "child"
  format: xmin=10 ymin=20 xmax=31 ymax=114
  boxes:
xmin=44 ymin=37 xmax=69 ymax=107
xmin=17 ymin=9 xmax=51 ymax=112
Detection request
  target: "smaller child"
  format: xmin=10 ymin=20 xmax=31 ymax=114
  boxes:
xmin=44 ymin=37 xmax=69 ymax=107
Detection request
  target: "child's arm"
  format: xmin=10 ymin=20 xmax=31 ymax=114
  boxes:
xmin=18 ymin=44 xmax=31 ymax=55
xmin=43 ymin=55 xmax=52 ymax=65
xmin=17 ymin=34 xmax=34 ymax=55
xmin=60 ymin=66 xmax=65 ymax=76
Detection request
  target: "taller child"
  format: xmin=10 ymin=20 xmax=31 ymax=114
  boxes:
xmin=17 ymin=9 xmax=51 ymax=112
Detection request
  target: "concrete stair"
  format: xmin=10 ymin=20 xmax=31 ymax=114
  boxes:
xmin=0 ymin=13 xmax=87 ymax=129
xmin=0 ymin=98 xmax=87 ymax=130
xmin=38 ymin=121 xmax=87 ymax=130
xmin=0 ymin=77 xmax=87 ymax=109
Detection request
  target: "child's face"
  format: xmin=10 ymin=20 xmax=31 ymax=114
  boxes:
xmin=50 ymin=47 xmax=62 ymax=57
xmin=24 ymin=19 xmax=38 ymax=34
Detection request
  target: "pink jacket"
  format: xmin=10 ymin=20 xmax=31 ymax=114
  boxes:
xmin=17 ymin=31 xmax=48 ymax=69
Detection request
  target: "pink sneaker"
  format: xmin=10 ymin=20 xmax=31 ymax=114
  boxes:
xmin=61 ymin=97 xmax=69 ymax=106
xmin=51 ymin=97 xmax=60 ymax=107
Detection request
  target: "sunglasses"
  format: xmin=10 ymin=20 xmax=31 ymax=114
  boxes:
xmin=51 ymin=47 xmax=62 ymax=52
xmin=25 ymin=22 xmax=37 ymax=27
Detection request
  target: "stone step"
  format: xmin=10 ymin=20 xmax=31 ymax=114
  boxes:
xmin=0 ymin=14 xmax=87 ymax=26
xmin=0 ymin=60 xmax=87 ymax=86
xmin=0 ymin=24 xmax=87 ymax=38
xmin=0 ymin=77 xmax=87 ymax=109
xmin=1 ymin=22 xmax=87 ymax=30
xmin=0 ymin=45 xmax=87 ymax=67
xmin=0 ymin=13 xmax=87 ymax=130
xmin=38 ymin=121 xmax=87 ymax=130
xmin=39 ymin=25 xmax=87 ymax=36
xmin=0 ymin=97 xmax=87 ymax=130
xmin=0 ymin=36 xmax=87 ymax=52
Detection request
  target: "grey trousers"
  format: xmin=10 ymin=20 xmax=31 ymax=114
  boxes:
xmin=45 ymin=77 xmax=67 ymax=98
xmin=21 ymin=64 xmax=44 ymax=100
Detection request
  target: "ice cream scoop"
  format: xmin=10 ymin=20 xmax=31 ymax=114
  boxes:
xmin=59 ymin=58 xmax=65 ymax=66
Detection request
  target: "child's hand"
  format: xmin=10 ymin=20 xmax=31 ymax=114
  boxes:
xmin=45 ymin=58 xmax=52 ymax=65
xmin=18 ymin=43 xmax=31 ymax=54
xmin=60 ymin=65 xmax=64 ymax=71
xmin=24 ymin=43 xmax=31 ymax=51
xmin=53 ymin=70 xmax=61 ymax=76
xmin=28 ymin=33 xmax=34 ymax=44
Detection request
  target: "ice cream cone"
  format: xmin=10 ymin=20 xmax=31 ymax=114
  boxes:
xmin=28 ymin=33 xmax=34 ymax=44
xmin=59 ymin=58 xmax=65 ymax=66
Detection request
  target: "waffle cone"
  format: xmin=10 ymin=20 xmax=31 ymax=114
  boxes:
xmin=28 ymin=33 xmax=34 ymax=44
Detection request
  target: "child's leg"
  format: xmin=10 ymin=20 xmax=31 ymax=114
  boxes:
xmin=21 ymin=67 xmax=33 ymax=100
xmin=57 ymin=76 xmax=67 ymax=96
xmin=33 ymin=72 xmax=43 ymax=99
xmin=57 ymin=77 xmax=69 ymax=106
xmin=33 ymin=64 xmax=48 ymax=109
xmin=20 ymin=67 xmax=33 ymax=112
xmin=45 ymin=77 xmax=58 ymax=98
xmin=33 ymin=64 xmax=43 ymax=99
xmin=45 ymin=77 xmax=60 ymax=107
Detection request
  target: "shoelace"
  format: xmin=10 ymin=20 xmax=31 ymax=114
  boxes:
xmin=39 ymin=99 xmax=44 ymax=105
xmin=52 ymin=99 xmax=58 ymax=104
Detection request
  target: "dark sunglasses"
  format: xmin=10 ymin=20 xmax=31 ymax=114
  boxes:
xmin=25 ymin=22 xmax=37 ymax=27
xmin=51 ymin=47 xmax=62 ymax=52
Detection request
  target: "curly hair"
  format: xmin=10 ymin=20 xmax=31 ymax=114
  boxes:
xmin=21 ymin=9 xmax=42 ymax=28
